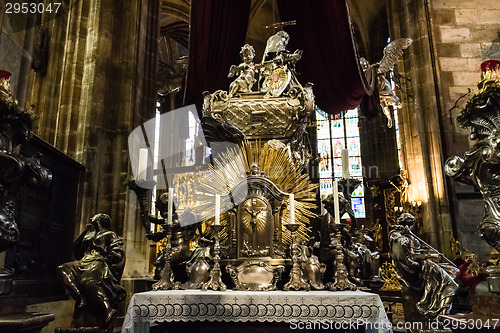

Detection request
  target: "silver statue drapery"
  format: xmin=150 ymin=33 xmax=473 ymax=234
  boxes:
xmin=446 ymin=64 xmax=500 ymax=291
xmin=446 ymin=94 xmax=500 ymax=252
xmin=389 ymin=213 xmax=457 ymax=321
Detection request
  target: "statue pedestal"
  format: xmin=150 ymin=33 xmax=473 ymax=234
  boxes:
xmin=0 ymin=277 xmax=13 ymax=295
xmin=0 ymin=312 xmax=56 ymax=333
xmin=471 ymin=293 xmax=500 ymax=317
xmin=438 ymin=284 xmax=500 ymax=331
xmin=0 ymin=291 xmax=55 ymax=333
xmin=54 ymin=327 xmax=100 ymax=333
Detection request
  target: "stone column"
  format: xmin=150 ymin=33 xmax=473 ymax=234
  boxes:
xmin=387 ymin=0 xmax=454 ymax=256
xmin=426 ymin=0 xmax=500 ymax=260
xmin=25 ymin=0 xmax=160 ymax=277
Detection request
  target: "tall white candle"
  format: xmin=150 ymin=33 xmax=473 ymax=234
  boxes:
xmin=333 ymin=180 xmax=340 ymax=224
xmin=341 ymin=148 xmax=349 ymax=179
xmin=137 ymin=148 xmax=149 ymax=180
xmin=168 ymin=187 xmax=173 ymax=225
xmin=290 ymin=193 xmax=295 ymax=224
xmin=215 ymin=194 xmax=220 ymax=225
xmin=320 ymin=194 xmax=326 ymax=215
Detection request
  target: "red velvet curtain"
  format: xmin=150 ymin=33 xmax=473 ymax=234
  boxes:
xmin=277 ymin=0 xmax=378 ymax=116
xmin=184 ymin=0 xmax=251 ymax=114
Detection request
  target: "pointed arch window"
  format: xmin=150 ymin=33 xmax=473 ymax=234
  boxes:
xmin=316 ymin=108 xmax=365 ymax=218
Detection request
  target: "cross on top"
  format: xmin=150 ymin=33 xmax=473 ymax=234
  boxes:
xmin=265 ymin=20 xmax=297 ymax=29
xmin=267 ymin=297 xmax=272 ymax=304
xmin=300 ymin=297 xmax=305 ymax=304
xmin=249 ymin=297 xmax=254 ymax=304
xmin=166 ymin=296 xmax=171 ymax=303
xmin=148 ymin=296 xmax=153 ymax=304
xmin=284 ymin=297 xmax=289 ymax=304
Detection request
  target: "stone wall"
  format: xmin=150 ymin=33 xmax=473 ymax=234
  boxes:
xmin=432 ymin=0 xmax=500 ymax=156
xmin=20 ymin=0 xmax=159 ymax=275
xmin=387 ymin=0 xmax=453 ymax=256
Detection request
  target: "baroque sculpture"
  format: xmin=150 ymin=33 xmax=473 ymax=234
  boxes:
xmin=57 ymin=214 xmax=126 ymax=333
xmin=389 ymin=213 xmax=458 ymax=321
xmin=0 ymin=70 xmax=51 ymax=255
xmin=445 ymin=59 xmax=500 ymax=291
xmin=259 ymin=30 xmax=303 ymax=97
xmin=228 ymin=44 xmax=259 ymax=97
xmin=360 ymin=38 xmax=412 ymax=128
xmin=202 ymin=31 xmax=314 ymax=162
xmin=316 ymin=191 xmax=378 ymax=289
xmin=128 ymin=186 xmax=196 ymax=290
xmin=188 ymin=141 xmax=318 ymax=291
xmin=298 ymin=244 xmax=326 ymax=290
xmin=148 ymin=193 xmax=194 ymax=289
xmin=319 ymin=192 xmax=378 ymax=283
xmin=349 ymin=228 xmax=379 ymax=283
xmin=0 ymin=70 xmax=54 ymax=333
xmin=446 ymin=60 xmax=500 ymax=253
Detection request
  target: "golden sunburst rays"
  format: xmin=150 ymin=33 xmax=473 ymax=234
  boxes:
xmin=190 ymin=146 xmax=246 ymax=246
xmin=202 ymin=212 xmax=232 ymax=246
xmin=241 ymin=141 xmax=318 ymax=244
xmin=191 ymin=140 xmax=317 ymax=246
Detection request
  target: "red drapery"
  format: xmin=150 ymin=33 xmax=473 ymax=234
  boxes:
xmin=277 ymin=0 xmax=378 ymax=116
xmin=184 ymin=0 xmax=251 ymax=114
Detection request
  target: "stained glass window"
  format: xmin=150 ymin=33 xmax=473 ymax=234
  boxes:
xmin=316 ymin=108 xmax=365 ymax=218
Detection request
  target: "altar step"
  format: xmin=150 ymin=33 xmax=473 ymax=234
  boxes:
xmin=150 ymin=321 xmax=366 ymax=333
xmin=0 ymin=293 xmax=54 ymax=333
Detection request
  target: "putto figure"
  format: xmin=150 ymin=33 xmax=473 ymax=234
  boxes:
xmin=57 ymin=213 xmax=126 ymax=333
xmin=228 ymin=44 xmax=259 ymax=97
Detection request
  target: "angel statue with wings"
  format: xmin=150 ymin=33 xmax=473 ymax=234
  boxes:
xmin=360 ymin=38 xmax=412 ymax=128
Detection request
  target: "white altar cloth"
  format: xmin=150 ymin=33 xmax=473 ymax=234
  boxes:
xmin=121 ymin=290 xmax=392 ymax=333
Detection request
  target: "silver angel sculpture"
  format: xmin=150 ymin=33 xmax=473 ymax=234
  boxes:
xmin=445 ymin=71 xmax=500 ymax=252
xmin=226 ymin=31 xmax=303 ymax=98
xmin=259 ymin=30 xmax=303 ymax=97
xmin=361 ymin=38 xmax=412 ymax=128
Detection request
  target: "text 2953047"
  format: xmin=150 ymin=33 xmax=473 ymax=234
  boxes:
xmin=5 ymin=2 xmax=61 ymax=14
